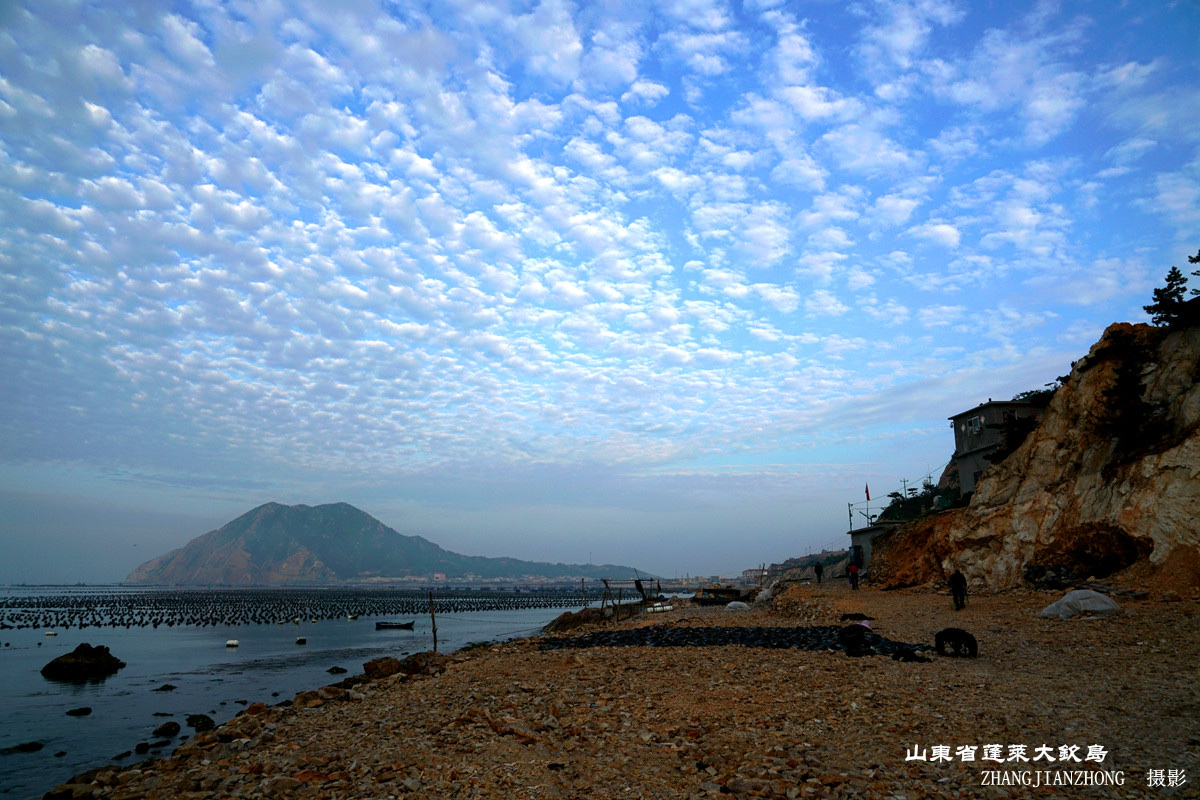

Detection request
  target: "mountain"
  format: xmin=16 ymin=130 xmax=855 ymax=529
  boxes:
xmin=870 ymin=321 xmax=1200 ymax=592
xmin=125 ymin=502 xmax=642 ymax=585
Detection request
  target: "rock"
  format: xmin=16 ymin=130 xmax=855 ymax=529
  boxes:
xmin=66 ymin=707 xmax=93 ymax=716
xmin=42 ymin=783 xmax=98 ymax=800
xmin=327 ymin=665 xmax=348 ymax=674
xmin=397 ymin=650 xmax=450 ymax=676
xmin=0 ymin=740 xmax=43 ymax=755
xmin=317 ymin=685 xmax=347 ymax=701
xmin=40 ymin=643 xmax=126 ymax=682
xmin=152 ymin=721 xmax=181 ymax=738
xmin=185 ymin=714 xmax=215 ymax=732
xmin=543 ymin=607 xmax=607 ymax=633
xmin=266 ymin=776 xmax=303 ymax=793
xmin=151 ymin=683 xmax=177 ymax=692
xmin=134 ymin=742 xmax=150 ymax=755
xmin=364 ymin=651 xmax=450 ymax=679
xmin=363 ymin=656 xmax=402 ymax=680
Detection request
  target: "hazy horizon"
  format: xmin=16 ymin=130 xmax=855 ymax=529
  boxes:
xmin=2 ymin=0 xmax=1197 ymax=584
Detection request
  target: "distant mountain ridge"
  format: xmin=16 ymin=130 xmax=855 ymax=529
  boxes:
xmin=126 ymin=502 xmax=640 ymax=585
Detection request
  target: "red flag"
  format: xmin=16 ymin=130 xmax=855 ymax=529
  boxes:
xmin=865 ymin=483 xmax=870 ymax=501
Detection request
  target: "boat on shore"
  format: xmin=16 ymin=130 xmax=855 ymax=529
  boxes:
xmin=375 ymin=621 xmax=415 ymax=630
xmin=645 ymin=603 xmax=673 ymax=613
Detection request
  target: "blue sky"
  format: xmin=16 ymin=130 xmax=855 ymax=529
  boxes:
xmin=1 ymin=0 xmax=1198 ymax=583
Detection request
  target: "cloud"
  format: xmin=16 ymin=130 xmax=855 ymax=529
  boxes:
xmin=0 ymin=0 xmax=1194 ymax=579
xmin=508 ymin=0 xmax=583 ymax=86
xmin=857 ymin=0 xmax=964 ymax=75
xmin=805 ymin=289 xmax=849 ymax=316
xmin=909 ymin=221 xmax=961 ymax=248
xmin=621 ymin=79 xmax=670 ymax=105
xmin=932 ymin=11 xmax=1089 ymax=145
xmin=819 ymin=123 xmax=917 ymax=174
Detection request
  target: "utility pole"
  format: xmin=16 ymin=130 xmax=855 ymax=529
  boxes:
xmin=428 ymin=591 xmax=438 ymax=653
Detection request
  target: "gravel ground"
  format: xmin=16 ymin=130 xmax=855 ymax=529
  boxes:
xmin=46 ymin=580 xmax=1200 ymax=799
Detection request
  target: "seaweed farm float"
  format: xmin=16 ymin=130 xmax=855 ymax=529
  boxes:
xmin=0 ymin=587 xmax=600 ymax=631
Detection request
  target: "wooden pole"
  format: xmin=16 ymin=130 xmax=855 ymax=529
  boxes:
xmin=582 ymin=577 xmax=587 ymax=607
xmin=616 ymin=588 xmax=622 ymax=627
xmin=428 ymin=590 xmax=438 ymax=653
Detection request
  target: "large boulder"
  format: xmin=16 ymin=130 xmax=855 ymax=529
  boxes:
xmin=152 ymin=721 xmax=181 ymax=738
xmin=40 ymin=644 xmax=126 ymax=682
xmin=362 ymin=656 xmax=402 ymax=680
xmin=397 ymin=650 xmax=449 ymax=676
xmin=185 ymin=713 xmax=215 ymax=732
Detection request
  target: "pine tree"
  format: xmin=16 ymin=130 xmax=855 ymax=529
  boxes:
xmin=1143 ymin=266 xmax=1188 ymax=326
xmin=1191 ymin=248 xmax=1200 ymax=297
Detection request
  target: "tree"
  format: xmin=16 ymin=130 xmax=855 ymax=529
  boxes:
xmin=1143 ymin=266 xmax=1188 ymax=326
xmin=1191 ymin=249 xmax=1200 ymax=297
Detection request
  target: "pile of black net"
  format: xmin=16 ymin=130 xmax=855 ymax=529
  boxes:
xmin=539 ymin=624 xmax=932 ymax=657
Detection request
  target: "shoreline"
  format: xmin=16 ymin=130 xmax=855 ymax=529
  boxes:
xmin=44 ymin=581 xmax=1199 ymax=799
xmin=2 ymin=605 xmax=567 ymax=800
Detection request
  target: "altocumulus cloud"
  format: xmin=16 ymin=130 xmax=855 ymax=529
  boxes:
xmin=0 ymin=0 xmax=1197 ymax=579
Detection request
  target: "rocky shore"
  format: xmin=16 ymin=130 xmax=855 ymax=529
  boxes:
xmin=44 ymin=580 xmax=1199 ymax=799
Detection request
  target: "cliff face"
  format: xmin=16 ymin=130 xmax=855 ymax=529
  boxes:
xmin=871 ymin=322 xmax=1200 ymax=591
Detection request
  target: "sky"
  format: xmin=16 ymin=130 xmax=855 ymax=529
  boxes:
xmin=1 ymin=0 xmax=1198 ymax=584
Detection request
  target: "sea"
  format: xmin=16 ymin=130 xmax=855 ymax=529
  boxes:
xmin=0 ymin=586 xmax=593 ymax=800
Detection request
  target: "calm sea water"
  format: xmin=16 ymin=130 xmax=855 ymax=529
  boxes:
xmin=0 ymin=588 xmax=580 ymax=800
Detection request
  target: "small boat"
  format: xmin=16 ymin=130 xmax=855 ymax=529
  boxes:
xmin=44 ymin=631 xmax=58 ymax=636
xmin=346 ymin=614 xmax=358 ymax=620
xmin=225 ymin=639 xmax=239 ymax=647
xmin=375 ymin=621 xmax=415 ymax=631
xmin=295 ymin=637 xmax=306 ymax=645
xmin=645 ymin=603 xmax=674 ymax=613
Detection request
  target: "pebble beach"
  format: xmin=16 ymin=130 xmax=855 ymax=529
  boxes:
xmin=44 ymin=580 xmax=1200 ymax=800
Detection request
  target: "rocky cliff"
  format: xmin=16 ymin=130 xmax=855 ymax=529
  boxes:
xmin=127 ymin=502 xmax=640 ymax=584
xmin=870 ymin=322 xmax=1200 ymax=592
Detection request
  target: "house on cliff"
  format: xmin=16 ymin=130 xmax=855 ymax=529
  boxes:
xmin=949 ymin=399 xmax=1040 ymax=495
xmin=847 ymin=521 xmax=900 ymax=571
xmin=845 ymin=399 xmax=1040 ymax=571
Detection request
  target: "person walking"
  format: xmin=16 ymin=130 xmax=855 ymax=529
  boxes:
xmin=848 ymin=562 xmax=859 ymax=590
xmin=949 ymin=568 xmax=967 ymax=610
xmin=813 ymin=561 xmax=824 ymax=583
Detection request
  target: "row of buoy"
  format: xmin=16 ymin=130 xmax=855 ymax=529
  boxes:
xmin=2 ymin=588 xmax=596 ymax=630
